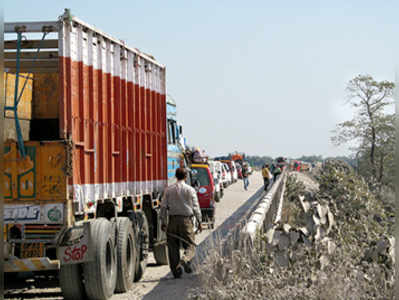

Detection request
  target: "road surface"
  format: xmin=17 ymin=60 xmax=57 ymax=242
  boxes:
xmin=5 ymin=172 xmax=264 ymax=300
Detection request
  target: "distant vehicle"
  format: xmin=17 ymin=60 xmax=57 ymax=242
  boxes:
xmin=208 ymin=160 xmax=224 ymax=202
xmin=301 ymin=162 xmax=311 ymax=172
xmin=222 ymin=163 xmax=232 ymax=187
xmin=276 ymin=157 xmax=288 ymax=170
xmin=191 ymin=164 xmax=216 ymax=229
xmin=231 ymin=153 xmax=244 ymax=162
xmin=231 ymin=161 xmax=239 ymax=182
xmin=221 ymin=160 xmax=238 ymax=183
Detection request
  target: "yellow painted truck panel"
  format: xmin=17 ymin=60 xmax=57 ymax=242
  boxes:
xmin=4 ymin=72 xmax=33 ymax=120
xmin=4 ymin=141 xmax=68 ymax=202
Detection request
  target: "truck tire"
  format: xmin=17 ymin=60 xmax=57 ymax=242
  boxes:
xmin=115 ymin=217 xmax=136 ymax=293
xmin=59 ymin=264 xmax=86 ymax=300
xmin=153 ymin=243 xmax=169 ymax=265
xmin=134 ymin=211 xmax=149 ymax=282
xmin=83 ymin=218 xmax=117 ymax=300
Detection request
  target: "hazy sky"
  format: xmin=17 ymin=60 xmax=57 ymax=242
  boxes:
xmin=5 ymin=1 xmax=398 ymax=158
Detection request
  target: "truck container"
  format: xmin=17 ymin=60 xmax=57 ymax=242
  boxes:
xmin=4 ymin=9 xmax=169 ymax=300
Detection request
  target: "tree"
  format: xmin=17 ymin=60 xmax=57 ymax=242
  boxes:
xmin=331 ymin=74 xmax=395 ymax=186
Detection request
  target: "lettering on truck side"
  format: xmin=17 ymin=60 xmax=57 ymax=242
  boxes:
xmin=63 ymin=244 xmax=88 ymax=263
xmin=4 ymin=205 xmax=41 ymax=223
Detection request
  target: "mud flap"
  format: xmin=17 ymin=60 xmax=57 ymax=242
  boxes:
xmin=57 ymin=222 xmax=94 ymax=265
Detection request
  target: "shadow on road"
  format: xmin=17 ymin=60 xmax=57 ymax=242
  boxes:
xmin=5 ymin=272 xmax=62 ymax=299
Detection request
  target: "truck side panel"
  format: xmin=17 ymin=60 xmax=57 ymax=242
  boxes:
xmin=4 ymin=141 xmax=68 ymax=202
xmin=59 ymin=22 xmax=167 ymax=213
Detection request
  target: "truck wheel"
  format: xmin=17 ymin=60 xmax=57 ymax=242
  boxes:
xmin=59 ymin=264 xmax=86 ymax=300
xmin=134 ymin=211 xmax=149 ymax=282
xmin=83 ymin=218 xmax=117 ymax=300
xmin=153 ymin=243 xmax=169 ymax=265
xmin=115 ymin=217 xmax=136 ymax=293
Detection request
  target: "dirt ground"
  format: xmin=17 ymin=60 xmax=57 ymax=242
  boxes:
xmin=5 ymin=172 xmax=264 ymax=300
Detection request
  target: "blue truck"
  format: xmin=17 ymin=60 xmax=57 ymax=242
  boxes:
xmin=166 ymin=95 xmax=186 ymax=184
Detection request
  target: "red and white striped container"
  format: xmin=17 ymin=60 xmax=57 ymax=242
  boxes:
xmin=58 ymin=15 xmax=167 ymax=211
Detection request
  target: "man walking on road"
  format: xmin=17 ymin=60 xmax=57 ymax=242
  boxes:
xmin=242 ymin=163 xmax=249 ymax=190
xmin=160 ymin=168 xmax=202 ymax=278
xmin=261 ymin=164 xmax=272 ymax=191
xmin=273 ymin=165 xmax=282 ymax=182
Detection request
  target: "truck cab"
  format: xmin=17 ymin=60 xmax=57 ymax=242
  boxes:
xmin=166 ymin=95 xmax=186 ymax=184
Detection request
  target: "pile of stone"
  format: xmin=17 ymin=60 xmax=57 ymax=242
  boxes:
xmin=264 ymin=196 xmax=336 ymax=269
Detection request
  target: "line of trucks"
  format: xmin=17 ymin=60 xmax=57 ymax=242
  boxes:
xmin=0 ymin=10 xmax=243 ymax=300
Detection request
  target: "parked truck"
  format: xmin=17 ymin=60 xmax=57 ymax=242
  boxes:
xmin=4 ymin=10 xmax=169 ymax=300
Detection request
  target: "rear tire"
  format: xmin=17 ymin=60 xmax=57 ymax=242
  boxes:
xmin=153 ymin=243 xmax=169 ymax=265
xmin=59 ymin=264 xmax=86 ymax=300
xmin=134 ymin=211 xmax=149 ymax=282
xmin=115 ymin=217 xmax=136 ymax=293
xmin=83 ymin=218 xmax=117 ymax=300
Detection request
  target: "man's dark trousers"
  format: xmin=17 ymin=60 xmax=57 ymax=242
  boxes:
xmin=167 ymin=215 xmax=196 ymax=274
xmin=263 ymin=177 xmax=270 ymax=190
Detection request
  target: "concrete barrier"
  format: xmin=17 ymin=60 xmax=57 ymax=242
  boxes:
xmin=193 ymin=169 xmax=287 ymax=267
xmin=241 ymin=169 xmax=287 ymax=244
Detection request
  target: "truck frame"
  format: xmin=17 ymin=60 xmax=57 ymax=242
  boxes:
xmin=4 ymin=9 xmax=169 ymax=300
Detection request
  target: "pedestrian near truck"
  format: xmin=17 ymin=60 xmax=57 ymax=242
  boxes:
xmin=160 ymin=168 xmax=202 ymax=278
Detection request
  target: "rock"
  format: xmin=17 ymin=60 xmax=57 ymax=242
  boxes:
xmin=272 ymin=230 xmax=282 ymax=246
xmin=388 ymin=237 xmax=395 ymax=264
xmin=327 ymin=240 xmax=336 ymax=255
xmin=312 ymin=214 xmax=321 ymax=227
xmin=326 ymin=210 xmax=335 ymax=233
xmin=314 ymin=226 xmax=321 ymax=241
xmin=299 ymin=196 xmax=310 ymax=213
xmin=289 ymin=231 xmax=300 ymax=246
xmin=305 ymin=214 xmax=318 ymax=235
xmin=265 ymin=227 xmax=275 ymax=244
xmin=283 ymin=223 xmax=291 ymax=233
xmin=298 ymin=227 xmax=309 ymax=236
xmin=277 ymin=234 xmax=290 ymax=251
xmin=316 ymin=204 xmax=328 ymax=225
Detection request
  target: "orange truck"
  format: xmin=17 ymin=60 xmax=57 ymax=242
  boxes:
xmin=4 ymin=10 xmax=170 ymax=300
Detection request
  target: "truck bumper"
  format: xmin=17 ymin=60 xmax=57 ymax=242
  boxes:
xmin=5 ymin=257 xmax=60 ymax=272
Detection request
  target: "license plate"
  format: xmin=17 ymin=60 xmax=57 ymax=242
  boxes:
xmin=21 ymin=243 xmax=44 ymax=258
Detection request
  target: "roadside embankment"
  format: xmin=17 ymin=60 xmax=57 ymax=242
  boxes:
xmin=189 ymin=161 xmax=395 ymax=299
